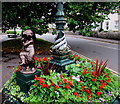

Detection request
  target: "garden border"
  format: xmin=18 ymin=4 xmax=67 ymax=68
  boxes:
xmin=70 ymin=50 xmax=119 ymax=77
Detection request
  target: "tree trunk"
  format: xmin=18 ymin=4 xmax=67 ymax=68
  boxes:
xmin=14 ymin=27 xmax=16 ymax=35
xmin=33 ymin=32 xmax=36 ymax=43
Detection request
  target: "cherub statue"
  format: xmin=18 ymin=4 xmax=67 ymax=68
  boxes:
xmin=19 ymin=30 xmax=36 ymax=74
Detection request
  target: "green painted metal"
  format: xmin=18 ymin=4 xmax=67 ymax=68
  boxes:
xmin=16 ymin=70 xmax=40 ymax=93
xmin=50 ymin=2 xmax=74 ymax=72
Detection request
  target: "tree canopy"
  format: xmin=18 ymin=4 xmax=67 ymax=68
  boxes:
xmin=64 ymin=2 xmax=119 ymax=35
xmin=2 ymin=2 xmax=120 ymax=35
xmin=2 ymin=2 xmax=56 ymax=34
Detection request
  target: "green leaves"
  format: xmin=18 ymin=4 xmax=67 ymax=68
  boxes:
xmin=64 ymin=2 xmax=120 ymax=35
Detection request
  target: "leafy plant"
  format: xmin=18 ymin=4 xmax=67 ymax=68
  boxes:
xmin=92 ymin=58 xmax=108 ymax=77
xmin=34 ymin=56 xmax=56 ymax=75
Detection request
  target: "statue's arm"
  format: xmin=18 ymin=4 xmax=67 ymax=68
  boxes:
xmin=23 ymin=39 xmax=33 ymax=46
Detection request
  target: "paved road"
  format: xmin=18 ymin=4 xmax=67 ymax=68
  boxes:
xmin=0 ymin=34 xmax=20 ymax=43
xmin=37 ymin=33 xmax=119 ymax=73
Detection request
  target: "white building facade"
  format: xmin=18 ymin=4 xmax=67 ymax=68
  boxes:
xmin=102 ymin=13 xmax=119 ymax=32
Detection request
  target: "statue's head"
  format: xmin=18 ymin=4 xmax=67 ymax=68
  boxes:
xmin=22 ymin=30 xmax=33 ymax=40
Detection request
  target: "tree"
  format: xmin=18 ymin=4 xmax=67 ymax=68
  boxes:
xmin=64 ymin=2 xmax=120 ymax=36
xmin=2 ymin=2 xmax=56 ymax=35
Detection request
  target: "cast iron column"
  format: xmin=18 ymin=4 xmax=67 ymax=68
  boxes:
xmin=50 ymin=1 xmax=74 ymax=72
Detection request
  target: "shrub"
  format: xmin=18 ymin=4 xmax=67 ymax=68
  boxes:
xmin=97 ymin=32 xmax=120 ymax=40
xmin=6 ymin=31 xmax=16 ymax=34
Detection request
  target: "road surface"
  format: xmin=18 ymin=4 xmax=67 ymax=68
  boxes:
xmin=37 ymin=33 xmax=119 ymax=73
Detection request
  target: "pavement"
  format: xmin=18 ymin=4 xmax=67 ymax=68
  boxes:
xmin=0 ymin=33 xmax=119 ymax=89
xmin=66 ymin=34 xmax=119 ymax=45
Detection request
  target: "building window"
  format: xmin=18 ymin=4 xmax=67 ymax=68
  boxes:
xmin=105 ymin=22 xmax=109 ymax=30
xmin=114 ymin=20 xmax=119 ymax=29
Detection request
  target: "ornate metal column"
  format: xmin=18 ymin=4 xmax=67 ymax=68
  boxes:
xmin=50 ymin=1 xmax=74 ymax=72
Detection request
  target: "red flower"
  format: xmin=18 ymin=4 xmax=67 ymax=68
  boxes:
xmin=42 ymin=84 xmax=49 ymax=88
xmin=102 ymin=83 xmax=107 ymax=86
xmin=70 ymin=76 xmax=73 ymax=80
xmin=64 ymin=85 xmax=70 ymax=89
xmin=96 ymin=92 xmax=102 ymax=96
xmin=33 ymin=84 xmax=37 ymax=86
xmin=38 ymin=59 xmax=42 ymax=62
xmin=73 ymin=92 xmax=78 ymax=95
xmin=92 ymin=71 xmax=98 ymax=77
xmin=88 ymin=95 xmax=92 ymax=100
xmin=85 ymin=89 xmax=91 ymax=94
xmin=18 ymin=66 xmax=22 ymax=69
xmin=76 ymin=95 xmax=81 ymax=98
xmin=50 ymin=57 xmax=53 ymax=59
xmin=73 ymin=92 xmax=81 ymax=98
xmin=99 ymin=80 xmax=104 ymax=83
xmin=81 ymin=86 xmax=85 ymax=91
xmin=39 ymin=80 xmax=44 ymax=85
xmin=106 ymin=78 xmax=112 ymax=82
xmin=58 ymin=81 xmax=62 ymax=85
xmin=81 ymin=86 xmax=85 ymax=89
xmin=50 ymin=82 xmax=55 ymax=86
xmin=60 ymin=74 xmax=64 ymax=78
xmin=99 ymin=85 xmax=104 ymax=90
xmin=99 ymin=83 xmax=106 ymax=89
xmin=37 ymin=66 xmax=41 ymax=69
xmin=34 ymin=75 xmax=42 ymax=81
xmin=73 ymin=55 xmax=79 ymax=58
xmin=17 ymin=69 xmax=21 ymax=71
xmin=68 ymin=81 xmax=73 ymax=86
xmin=100 ymin=60 xmax=104 ymax=65
xmin=82 ymin=69 xmax=89 ymax=74
xmin=78 ymin=81 xmax=83 ymax=83
xmin=41 ymin=84 xmax=46 ymax=88
xmin=45 ymin=84 xmax=49 ymax=89
xmin=34 ymin=56 xmax=39 ymax=60
xmin=54 ymin=85 xmax=60 ymax=90
xmin=91 ymin=79 xmax=96 ymax=82
xmin=43 ymin=57 xmax=48 ymax=61
xmin=78 ymin=57 xmax=80 ymax=59
xmin=63 ymin=78 xmax=68 ymax=83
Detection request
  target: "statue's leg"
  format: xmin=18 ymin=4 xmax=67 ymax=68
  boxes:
xmin=19 ymin=52 xmax=26 ymax=66
xmin=28 ymin=50 xmax=35 ymax=71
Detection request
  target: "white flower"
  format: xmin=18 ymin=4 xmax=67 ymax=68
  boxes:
xmin=57 ymin=73 xmax=60 ymax=77
xmin=99 ymin=98 xmax=105 ymax=102
xmin=52 ymin=76 xmax=56 ymax=79
xmin=72 ymin=75 xmax=80 ymax=81
xmin=55 ymin=91 xmax=59 ymax=97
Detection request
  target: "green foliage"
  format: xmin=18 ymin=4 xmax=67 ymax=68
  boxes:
xmin=2 ymin=2 xmax=56 ymax=34
xmin=2 ymin=2 xmax=120 ymax=36
xmin=6 ymin=31 xmax=16 ymax=34
xmin=2 ymin=72 xmax=27 ymax=103
xmin=64 ymin=2 xmax=120 ymax=36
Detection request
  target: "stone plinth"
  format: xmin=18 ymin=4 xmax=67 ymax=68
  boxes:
xmin=16 ymin=70 xmax=40 ymax=93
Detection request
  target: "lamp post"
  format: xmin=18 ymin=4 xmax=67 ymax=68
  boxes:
xmin=50 ymin=1 xmax=74 ymax=72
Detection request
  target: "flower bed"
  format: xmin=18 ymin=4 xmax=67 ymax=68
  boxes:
xmin=2 ymin=55 xmax=120 ymax=103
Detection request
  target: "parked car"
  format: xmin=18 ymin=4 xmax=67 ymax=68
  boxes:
xmin=6 ymin=28 xmax=22 ymax=38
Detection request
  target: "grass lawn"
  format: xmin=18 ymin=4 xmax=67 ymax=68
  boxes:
xmin=2 ymin=38 xmax=53 ymax=55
